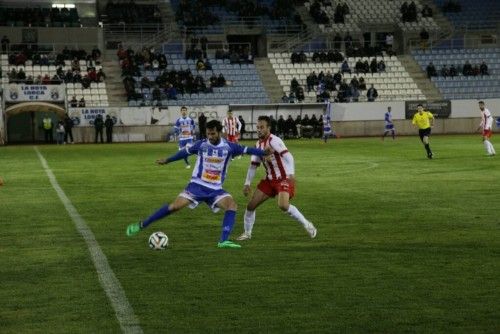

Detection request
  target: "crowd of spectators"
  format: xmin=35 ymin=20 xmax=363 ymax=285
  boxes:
xmin=309 ymin=0 xmax=349 ymax=25
xmin=426 ymin=61 xmax=489 ymax=78
xmin=177 ymin=0 xmax=301 ymax=31
xmin=269 ymin=113 xmax=330 ymax=139
xmin=104 ymin=1 xmax=161 ymax=24
xmin=118 ymin=46 xmax=228 ymax=102
xmin=401 ymin=1 xmax=418 ymax=23
xmin=0 ymin=7 xmax=79 ymax=27
xmin=6 ymin=47 xmax=104 ymax=85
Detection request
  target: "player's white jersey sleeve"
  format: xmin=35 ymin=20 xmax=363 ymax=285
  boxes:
xmin=222 ymin=117 xmax=228 ymax=133
xmin=481 ymin=109 xmax=493 ymax=130
xmin=236 ymin=117 xmax=242 ymax=132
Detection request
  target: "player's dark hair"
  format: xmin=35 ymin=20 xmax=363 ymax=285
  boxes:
xmin=206 ymin=119 xmax=223 ymax=132
xmin=257 ymin=115 xmax=271 ymax=126
xmin=181 ymin=106 xmax=187 ymax=110
xmin=478 ymin=100 xmax=484 ymax=104
xmin=417 ymin=103 xmax=423 ymax=107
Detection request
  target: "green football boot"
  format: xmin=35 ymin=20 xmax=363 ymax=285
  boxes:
xmin=217 ymin=240 xmax=242 ymax=249
xmin=126 ymin=222 xmax=142 ymax=236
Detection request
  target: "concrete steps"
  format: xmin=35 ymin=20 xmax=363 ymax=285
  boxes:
xmin=399 ymin=54 xmax=443 ymax=100
xmin=254 ymin=58 xmax=284 ymax=103
xmin=102 ymin=50 xmax=128 ymax=106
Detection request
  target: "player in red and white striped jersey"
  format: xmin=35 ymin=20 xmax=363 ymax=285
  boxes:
xmin=222 ymin=110 xmax=242 ymax=143
xmin=477 ymin=101 xmax=496 ymax=156
xmin=236 ymin=116 xmax=317 ymax=240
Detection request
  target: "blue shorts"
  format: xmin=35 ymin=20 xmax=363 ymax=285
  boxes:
xmin=179 ymin=138 xmax=193 ymax=149
xmin=385 ymin=124 xmax=394 ymax=130
xmin=179 ymin=182 xmax=231 ymax=213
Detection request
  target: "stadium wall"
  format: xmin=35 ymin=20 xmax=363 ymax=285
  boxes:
xmin=1 ymin=99 xmax=499 ymax=144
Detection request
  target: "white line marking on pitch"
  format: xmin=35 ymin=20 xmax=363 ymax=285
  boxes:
xmin=34 ymin=147 xmax=143 ymax=334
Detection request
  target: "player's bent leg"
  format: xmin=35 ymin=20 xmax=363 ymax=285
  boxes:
xmin=279 ymin=192 xmax=317 ymax=238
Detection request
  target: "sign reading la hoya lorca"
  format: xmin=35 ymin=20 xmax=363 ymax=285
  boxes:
xmin=5 ymin=84 xmax=65 ymax=102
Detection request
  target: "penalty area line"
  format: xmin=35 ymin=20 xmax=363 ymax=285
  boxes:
xmin=34 ymin=147 xmax=143 ymax=334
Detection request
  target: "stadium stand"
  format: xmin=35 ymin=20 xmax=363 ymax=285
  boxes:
xmin=103 ymin=1 xmax=161 ymax=24
xmin=0 ymin=6 xmax=80 ymax=27
xmin=412 ymin=47 xmax=500 ymax=100
xmin=304 ymin=0 xmax=439 ymax=35
xmin=270 ymin=52 xmax=425 ymax=102
xmin=171 ymin=0 xmax=304 ymax=35
xmin=119 ymin=47 xmax=269 ymax=106
xmin=433 ymin=0 xmax=500 ymax=30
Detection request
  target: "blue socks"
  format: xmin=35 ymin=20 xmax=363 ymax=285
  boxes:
xmin=141 ymin=204 xmax=171 ymax=228
xmin=220 ymin=210 xmax=236 ymax=242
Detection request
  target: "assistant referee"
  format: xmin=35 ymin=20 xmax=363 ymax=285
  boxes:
xmin=412 ymin=104 xmax=434 ymax=159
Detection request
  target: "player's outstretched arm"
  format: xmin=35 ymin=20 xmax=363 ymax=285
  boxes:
xmin=156 ymin=147 xmax=191 ymax=165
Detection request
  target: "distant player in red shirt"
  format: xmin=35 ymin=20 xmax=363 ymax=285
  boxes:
xmin=237 ymin=115 xmax=317 ymax=240
xmin=222 ymin=110 xmax=241 ymax=143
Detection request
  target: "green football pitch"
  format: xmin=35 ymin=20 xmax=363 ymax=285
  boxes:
xmin=0 ymin=136 xmax=499 ymax=333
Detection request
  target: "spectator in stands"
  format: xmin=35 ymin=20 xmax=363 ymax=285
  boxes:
xmin=422 ymin=4 xmax=433 ymax=17
xmin=210 ymin=73 xmax=218 ymax=88
xmin=69 ymin=95 xmax=78 ymax=108
xmin=1 ymin=35 xmax=10 ymax=52
xmin=378 ymin=60 xmax=386 ymax=72
xmin=81 ymin=75 xmax=91 ymax=89
xmin=196 ymin=58 xmax=205 ymax=71
xmin=17 ymin=69 xmax=26 ymax=82
xmin=333 ymin=70 xmax=342 ymax=85
xmin=463 ymin=61 xmax=473 ymax=76
xmin=91 ymin=47 xmax=101 ymax=62
xmin=71 ymin=57 xmax=80 ymax=71
xmin=370 ymin=58 xmax=378 ymax=73
xmin=217 ymin=73 xmax=226 ymax=87
xmin=200 ymin=36 xmax=208 ymax=57
xmin=341 ymin=60 xmax=351 ymax=74
xmin=359 ymin=77 xmax=367 ymax=90
xmin=355 ymin=59 xmax=365 ymax=74
xmin=385 ymin=33 xmax=394 ymax=53
xmin=420 ymin=29 xmax=430 ymax=49
xmin=426 ymin=62 xmax=437 ymax=78
xmin=34 ymin=75 xmax=42 ymax=85
xmin=296 ymin=87 xmax=305 ymax=102
xmin=97 ymin=68 xmax=106 ymax=82
xmin=141 ymin=76 xmax=153 ymax=89
xmin=166 ymin=84 xmax=178 ymax=100
xmin=367 ymin=84 xmax=378 ymax=102
xmin=88 ymin=67 xmax=97 ymax=82
xmin=351 ymin=84 xmax=360 ymax=102
xmin=281 ymin=93 xmax=289 ymax=103
xmin=291 ymin=52 xmax=300 ymax=64
xmin=449 ymin=64 xmax=457 ymax=77
xmin=307 ymin=71 xmax=317 ymax=92
xmin=344 ymin=33 xmax=353 ymax=49
xmin=152 ymin=86 xmax=162 ymax=101
xmin=441 ymin=65 xmax=449 ymax=78
xmin=480 ymin=62 xmax=489 ymax=76
xmin=290 ymin=77 xmax=300 ymax=94
xmin=333 ymin=33 xmax=342 ymax=50
xmin=25 ymin=75 xmax=34 ymax=85
xmin=350 ymin=76 xmax=359 ymax=90
xmin=51 ymin=74 xmax=62 ymax=84
xmin=79 ymin=97 xmax=86 ymax=107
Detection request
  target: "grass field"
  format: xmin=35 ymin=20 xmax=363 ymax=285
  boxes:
xmin=0 ymin=135 xmax=499 ymax=333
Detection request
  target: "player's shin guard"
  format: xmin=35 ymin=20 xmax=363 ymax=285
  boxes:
xmin=220 ymin=210 xmax=236 ymax=242
xmin=287 ymin=205 xmax=308 ymax=227
xmin=142 ymin=204 xmax=171 ymax=228
xmin=244 ymin=209 xmax=256 ymax=233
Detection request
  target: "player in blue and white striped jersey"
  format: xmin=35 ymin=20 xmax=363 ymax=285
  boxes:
xmin=382 ymin=106 xmax=396 ymax=140
xmin=126 ymin=120 xmax=271 ymax=249
xmin=174 ymin=106 xmax=196 ymax=168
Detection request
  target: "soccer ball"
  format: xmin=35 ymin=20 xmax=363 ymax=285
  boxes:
xmin=148 ymin=231 xmax=169 ymax=250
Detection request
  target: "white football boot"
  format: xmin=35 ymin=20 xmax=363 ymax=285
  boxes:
xmin=305 ymin=222 xmax=317 ymax=238
xmin=236 ymin=232 xmax=252 ymax=241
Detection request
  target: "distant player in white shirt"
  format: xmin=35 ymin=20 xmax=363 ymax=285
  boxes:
xmin=222 ymin=110 xmax=242 ymax=143
xmin=237 ymin=115 xmax=317 ymax=240
xmin=477 ymin=101 xmax=496 ymax=156
xmin=175 ymin=106 xmax=195 ymax=168
xmin=322 ymin=101 xmax=335 ymax=143
xmin=382 ymin=106 xmax=396 ymax=140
